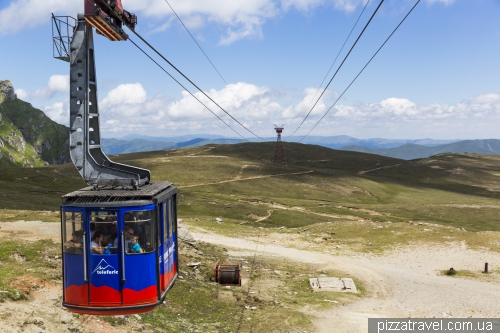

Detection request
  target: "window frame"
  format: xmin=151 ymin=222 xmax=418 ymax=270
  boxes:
xmin=124 ymin=209 xmax=156 ymax=255
xmin=62 ymin=211 xmax=84 ymax=255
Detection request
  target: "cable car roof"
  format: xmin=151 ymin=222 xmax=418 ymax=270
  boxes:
xmin=62 ymin=181 xmax=175 ymax=206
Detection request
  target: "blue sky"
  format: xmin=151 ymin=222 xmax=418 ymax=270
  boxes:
xmin=1 ymin=0 xmax=499 ymax=140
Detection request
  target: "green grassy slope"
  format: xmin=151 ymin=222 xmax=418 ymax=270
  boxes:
xmin=2 ymin=142 xmax=500 ymax=232
xmin=0 ymin=118 xmax=44 ymax=167
xmin=0 ymin=95 xmax=70 ymax=166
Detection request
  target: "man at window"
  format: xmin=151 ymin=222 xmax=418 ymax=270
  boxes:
xmin=113 ymin=226 xmax=134 ymax=252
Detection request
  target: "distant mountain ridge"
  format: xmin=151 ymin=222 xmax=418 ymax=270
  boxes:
xmin=341 ymin=139 xmax=500 ymax=160
xmin=102 ymin=134 xmax=458 ymax=154
xmin=101 ymin=137 xmax=243 ymax=155
xmin=2 ymin=78 xmax=496 ymax=166
xmin=121 ymin=133 xmax=227 ymax=143
xmin=296 ymin=135 xmax=459 ymax=149
xmin=102 ymin=135 xmax=500 ymax=160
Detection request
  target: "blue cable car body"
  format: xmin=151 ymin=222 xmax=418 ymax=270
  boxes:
xmin=61 ymin=183 xmax=178 ymax=315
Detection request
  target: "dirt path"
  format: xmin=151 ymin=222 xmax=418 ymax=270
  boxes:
xmin=191 ymin=231 xmax=500 ymax=333
xmin=238 ymin=199 xmax=382 ymax=221
xmin=358 ymin=163 xmax=403 ymax=175
xmin=178 ymin=170 xmax=314 ymax=188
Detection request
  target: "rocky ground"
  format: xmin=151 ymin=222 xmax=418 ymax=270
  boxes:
xmin=0 ymin=220 xmax=499 ymax=333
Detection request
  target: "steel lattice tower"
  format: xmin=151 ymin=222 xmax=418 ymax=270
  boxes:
xmin=273 ymin=125 xmax=286 ymax=167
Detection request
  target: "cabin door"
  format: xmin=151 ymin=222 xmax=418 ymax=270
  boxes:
xmin=87 ymin=210 xmax=122 ymax=306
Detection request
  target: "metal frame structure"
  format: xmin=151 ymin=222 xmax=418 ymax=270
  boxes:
xmin=273 ymin=125 xmax=286 ymax=167
xmin=52 ymin=15 xmax=76 ymax=62
xmin=53 ymin=12 xmax=150 ymax=189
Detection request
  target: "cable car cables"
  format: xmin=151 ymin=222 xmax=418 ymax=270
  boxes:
xmin=289 ymin=0 xmax=385 ymax=137
xmin=85 ymin=0 xmax=264 ymax=140
xmin=163 ymin=0 xmax=268 ymax=135
xmin=126 ymin=26 xmax=266 ymax=140
xmin=127 ymin=29 xmax=264 ymax=140
xmin=298 ymin=0 xmax=422 ymax=143
xmin=297 ymin=0 xmax=372 ymax=123
xmin=128 ymin=37 xmax=248 ymax=141
xmin=163 ymin=0 xmax=225 ymax=88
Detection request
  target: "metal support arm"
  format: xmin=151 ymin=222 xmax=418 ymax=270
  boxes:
xmin=68 ymin=12 xmax=150 ymax=189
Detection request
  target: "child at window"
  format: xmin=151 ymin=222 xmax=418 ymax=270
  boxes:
xmin=129 ymin=235 xmax=143 ymax=254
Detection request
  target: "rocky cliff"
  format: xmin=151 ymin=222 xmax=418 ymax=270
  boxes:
xmin=0 ymin=80 xmax=17 ymax=101
xmin=0 ymin=80 xmax=70 ymax=166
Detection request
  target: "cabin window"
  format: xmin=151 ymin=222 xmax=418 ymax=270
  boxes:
xmin=124 ymin=210 xmax=155 ymax=254
xmin=62 ymin=211 xmax=84 ymax=255
xmin=89 ymin=211 xmax=117 ymax=255
xmin=169 ymin=196 xmax=176 ymax=235
xmin=167 ymin=199 xmax=173 ymax=239
xmin=163 ymin=202 xmax=169 ymax=244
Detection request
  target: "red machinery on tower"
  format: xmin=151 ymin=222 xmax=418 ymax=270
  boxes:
xmin=273 ymin=125 xmax=286 ymax=167
xmin=84 ymin=0 xmax=137 ymax=41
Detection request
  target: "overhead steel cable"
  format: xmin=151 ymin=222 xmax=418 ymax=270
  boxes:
xmin=163 ymin=0 xmax=267 ymax=135
xmin=290 ymin=0 xmax=385 ymax=137
xmin=88 ymin=0 xmax=265 ymax=140
xmin=126 ymin=23 xmax=266 ymax=140
xmin=128 ymin=37 xmax=249 ymax=141
xmin=299 ymin=0 xmax=422 ymax=143
xmin=295 ymin=0 xmax=372 ymax=126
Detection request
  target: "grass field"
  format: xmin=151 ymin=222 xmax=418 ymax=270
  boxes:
xmin=2 ymin=142 xmax=500 ymax=232
xmin=1 ymin=143 xmax=500 ymax=331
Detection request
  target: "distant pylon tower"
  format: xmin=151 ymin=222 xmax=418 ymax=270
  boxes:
xmin=273 ymin=125 xmax=286 ymax=167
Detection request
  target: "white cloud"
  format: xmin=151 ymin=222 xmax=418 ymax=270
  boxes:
xmin=101 ymin=83 xmax=147 ymax=106
xmin=0 ymin=0 xmax=368 ymax=43
xmin=33 ymin=75 xmax=69 ymax=100
xmin=282 ymin=87 xmax=329 ymax=118
xmin=15 ymin=88 xmax=28 ymax=100
xmin=43 ymin=101 xmax=68 ymax=125
xmin=39 ymin=79 xmax=500 ymax=139
xmin=330 ymin=94 xmax=500 ymax=122
xmin=15 ymin=75 xmax=69 ymax=101
xmin=425 ymin=0 xmax=456 ymax=5
xmin=0 ymin=0 xmax=80 ymax=35
xmin=281 ymin=0 xmax=363 ymax=13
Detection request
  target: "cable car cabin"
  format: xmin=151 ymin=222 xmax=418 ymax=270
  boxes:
xmin=60 ymin=182 xmax=178 ymax=315
xmin=84 ymin=0 xmax=137 ymax=41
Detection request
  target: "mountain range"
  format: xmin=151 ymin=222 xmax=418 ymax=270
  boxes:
xmin=2 ymin=78 xmax=500 ymax=164
xmin=102 ymin=134 xmax=469 ymax=160
xmin=341 ymin=140 xmax=500 ymax=160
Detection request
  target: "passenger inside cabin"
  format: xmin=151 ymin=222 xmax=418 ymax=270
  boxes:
xmin=91 ymin=230 xmax=110 ymax=254
xmin=113 ymin=226 xmax=134 ymax=251
xmin=129 ymin=235 xmax=143 ymax=254
xmin=64 ymin=230 xmax=83 ymax=254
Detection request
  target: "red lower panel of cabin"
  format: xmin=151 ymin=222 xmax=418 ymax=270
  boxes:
xmin=65 ymin=284 xmax=89 ymax=305
xmin=90 ymin=285 xmax=121 ymax=305
xmin=123 ymin=285 xmax=157 ymax=305
xmin=65 ymin=284 xmax=158 ymax=312
xmin=160 ymin=262 xmax=177 ymax=291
